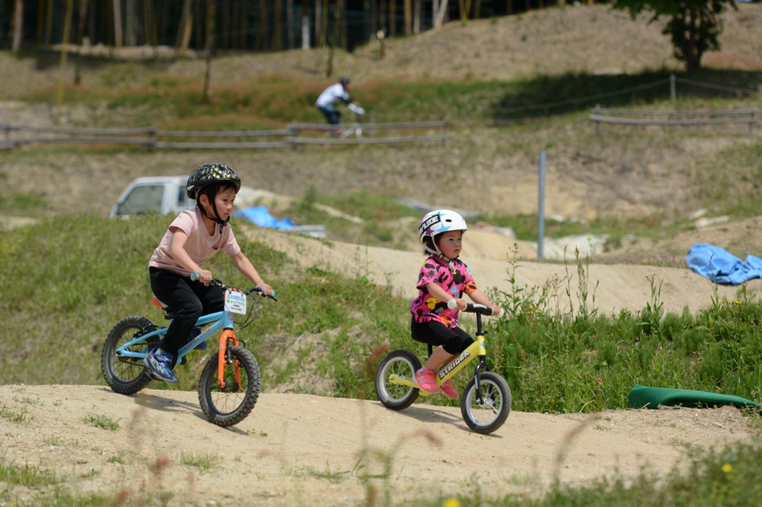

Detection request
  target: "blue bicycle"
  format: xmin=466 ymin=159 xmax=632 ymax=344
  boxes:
xmin=100 ymin=278 xmax=277 ymax=427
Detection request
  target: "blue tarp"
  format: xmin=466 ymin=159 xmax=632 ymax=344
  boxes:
xmin=686 ymin=243 xmax=762 ymax=285
xmin=233 ymin=207 xmax=294 ymax=230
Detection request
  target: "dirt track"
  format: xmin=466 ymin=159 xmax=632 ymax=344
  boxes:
xmin=242 ymin=226 xmax=761 ymax=316
xmin=0 ymin=385 xmax=754 ymax=505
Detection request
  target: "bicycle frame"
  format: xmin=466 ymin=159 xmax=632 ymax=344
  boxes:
xmin=114 ymin=309 xmax=242 ymax=389
xmin=388 ymin=312 xmax=490 ymax=402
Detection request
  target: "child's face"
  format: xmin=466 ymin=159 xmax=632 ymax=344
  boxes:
xmin=202 ymin=187 xmax=237 ymax=221
xmin=437 ymin=230 xmax=463 ymax=259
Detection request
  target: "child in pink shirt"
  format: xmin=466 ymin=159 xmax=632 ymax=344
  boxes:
xmin=145 ymin=163 xmax=273 ymax=384
xmin=411 ymin=210 xmax=502 ymax=399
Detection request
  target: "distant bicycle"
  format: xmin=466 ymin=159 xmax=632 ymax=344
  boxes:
xmin=332 ymin=111 xmax=365 ymax=139
xmin=101 ymin=276 xmax=277 ymax=427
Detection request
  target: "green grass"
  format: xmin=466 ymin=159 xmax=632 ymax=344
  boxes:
xmin=0 ymin=191 xmax=49 ymax=215
xmin=0 ymin=457 xmax=61 ymax=487
xmin=0 ymin=403 xmax=30 ymax=423
xmin=83 ymin=414 xmax=120 ymax=431
xmin=180 ymin=451 xmax=221 ymax=473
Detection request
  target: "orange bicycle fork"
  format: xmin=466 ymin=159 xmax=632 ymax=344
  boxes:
xmin=216 ymin=329 xmax=242 ymax=391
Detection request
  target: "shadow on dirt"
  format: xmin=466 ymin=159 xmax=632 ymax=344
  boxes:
xmin=372 ymin=401 xmax=505 ymax=438
xmin=113 ymin=388 xmax=250 ymax=435
xmin=491 ymin=69 xmax=762 ymax=121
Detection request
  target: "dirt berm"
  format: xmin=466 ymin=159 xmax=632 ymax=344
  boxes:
xmin=243 ymin=227 xmax=759 ymax=316
xmin=0 ymin=385 xmax=755 ymax=505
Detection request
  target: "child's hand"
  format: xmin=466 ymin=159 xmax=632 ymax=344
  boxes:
xmin=447 ymin=298 xmax=467 ymax=311
xmin=259 ymin=283 xmax=274 ymax=297
xmin=491 ymin=305 xmax=504 ymax=318
xmin=198 ymin=270 xmax=213 ymax=285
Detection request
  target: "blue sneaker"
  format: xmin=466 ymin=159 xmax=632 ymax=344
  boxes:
xmin=190 ymin=327 xmax=207 ymax=351
xmin=144 ymin=349 xmax=177 ymax=384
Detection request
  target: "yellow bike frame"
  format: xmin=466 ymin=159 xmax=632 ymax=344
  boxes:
xmin=388 ymin=337 xmax=487 ymax=397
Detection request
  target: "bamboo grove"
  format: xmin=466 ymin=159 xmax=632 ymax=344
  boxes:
xmin=2 ymin=0 xmax=603 ymax=53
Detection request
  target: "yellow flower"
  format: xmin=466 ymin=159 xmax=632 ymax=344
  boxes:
xmin=443 ymin=499 xmax=461 ymax=507
xmin=722 ymin=463 xmax=733 ymax=473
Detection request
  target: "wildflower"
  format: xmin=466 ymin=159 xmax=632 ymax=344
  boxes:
xmin=722 ymin=463 xmax=733 ymax=473
xmin=443 ymin=499 xmax=461 ymax=507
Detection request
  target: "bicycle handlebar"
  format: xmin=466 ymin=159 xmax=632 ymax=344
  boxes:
xmin=191 ymin=272 xmax=278 ymax=301
xmin=447 ymin=299 xmax=495 ymax=316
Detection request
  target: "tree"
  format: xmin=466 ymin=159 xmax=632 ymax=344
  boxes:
xmin=12 ymin=0 xmax=22 ymax=52
xmin=614 ymin=0 xmax=736 ymax=72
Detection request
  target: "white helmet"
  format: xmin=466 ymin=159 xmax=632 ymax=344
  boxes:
xmin=418 ymin=209 xmax=468 ymax=256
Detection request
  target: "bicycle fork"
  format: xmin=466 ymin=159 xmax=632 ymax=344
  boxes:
xmin=216 ymin=329 xmax=242 ymax=392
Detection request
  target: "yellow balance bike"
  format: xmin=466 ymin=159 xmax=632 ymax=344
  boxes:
xmin=374 ymin=301 xmax=511 ymax=434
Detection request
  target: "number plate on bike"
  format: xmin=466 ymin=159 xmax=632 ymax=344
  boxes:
xmin=224 ymin=290 xmax=247 ymax=315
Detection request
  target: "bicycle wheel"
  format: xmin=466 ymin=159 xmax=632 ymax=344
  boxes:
xmin=198 ymin=346 xmax=261 ymax=428
xmin=101 ymin=316 xmax=155 ymax=395
xmin=375 ymin=349 xmax=421 ymax=410
xmin=460 ymin=371 xmax=512 ymax=434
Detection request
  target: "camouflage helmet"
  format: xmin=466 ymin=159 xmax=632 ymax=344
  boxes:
xmin=186 ymin=163 xmax=241 ymax=200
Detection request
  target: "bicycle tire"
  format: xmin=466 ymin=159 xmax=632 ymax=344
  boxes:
xmin=460 ymin=371 xmax=512 ymax=434
xmin=375 ymin=349 xmax=421 ymax=411
xmin=198 ymin=346 xmax=261 ymax=427
xmin=101 ymin=316 xmax=155 ymax=395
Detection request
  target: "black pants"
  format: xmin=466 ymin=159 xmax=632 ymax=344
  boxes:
xmin=149 ymin=267 xmax=225 ymax=356
xmin=411 ymin=321 xmax=474 ymax=356
xmin=317 ymin=105 xmax=341 ymax=125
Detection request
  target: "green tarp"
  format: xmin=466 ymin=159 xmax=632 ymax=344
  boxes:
xmin=628 ymin=384 xmax=761 ymax=410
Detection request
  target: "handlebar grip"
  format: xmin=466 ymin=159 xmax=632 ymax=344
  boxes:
xmin=449 ymin=300 xmax=494 ymax=315
xmin=190 ymin=271 xmax=200 ymax=282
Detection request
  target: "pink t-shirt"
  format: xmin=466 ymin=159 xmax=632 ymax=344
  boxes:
xmin=410 ymin=256 xmax=478 ymax=329
xmin=149 ymin=208 xmax=241 ymax=276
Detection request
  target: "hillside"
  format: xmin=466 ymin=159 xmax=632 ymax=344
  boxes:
xmin=0 ymin=3 xmax=760 ymax=99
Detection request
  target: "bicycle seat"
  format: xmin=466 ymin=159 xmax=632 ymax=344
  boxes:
xmin=151 ymin=296 xmax=178 ymax=320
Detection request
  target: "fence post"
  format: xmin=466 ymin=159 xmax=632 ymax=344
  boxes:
xmin=750 ymin=111 xmax=754 ymax=136
xmin=670 ymin=74 xmax=676 ymax=102
xmin=288 ymin=120 xmax=298 ymax=151
xmin=369 ymin=112 xmax=375 ymax=138
xmin=594 ymin=104 xmax=601 ymax=137
xmin=442 ymin=119 xmax=447 ymax=147
xmin=149 ymin=126 xmax=157 ymax=148
xmin=538 ymin=150 xmax=546 ymax=260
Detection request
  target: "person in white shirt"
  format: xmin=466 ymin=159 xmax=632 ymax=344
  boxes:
xmin=315 ymin=77 xmax=365 ymax=129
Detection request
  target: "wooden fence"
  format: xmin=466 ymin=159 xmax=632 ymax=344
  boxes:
xmin=0 ymin=120 xmax=448 ymax=150
xmin=589 ymin=106 xmax=759 ymax=136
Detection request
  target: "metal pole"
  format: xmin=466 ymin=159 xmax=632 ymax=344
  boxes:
xmin=670 ymin=74 xmax=676 ymax=102
xmin=538 ymin=150 xmax=546 ymax=260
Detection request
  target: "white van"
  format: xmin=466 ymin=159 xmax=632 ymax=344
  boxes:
xmin=109 ymin=176 xmax=191 ymax=219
